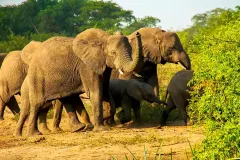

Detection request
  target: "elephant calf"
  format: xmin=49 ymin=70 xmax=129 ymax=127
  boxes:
xmin=160 ymin=70 xmax=193 ymax=126
xmin=108 ymin=79 xmax=165 ymax=124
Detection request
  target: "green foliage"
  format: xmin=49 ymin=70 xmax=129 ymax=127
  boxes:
xmin=140 ymin=101 xmax=163 ymax=124
xmin=194 ymin=123 xmax=240 ymax=159
xmin=0 ymin=32 xmax=65 ymax=52
xmin=178 ymin=6 xmax=240 ymax=53
xmin=0 ymin=31 xmax=30 ymax=52
xmin=121 ymin=16 xmax=161 ymax=35
xmin=36 ymin=0 xmax=86 ymax=35
xmin=0 ymin=0 xmax=160 ymax=51
xmin=180 ymin=6 xmax=240 ymax=159
xmin=77 ymin=0 xmax=135 ymax=33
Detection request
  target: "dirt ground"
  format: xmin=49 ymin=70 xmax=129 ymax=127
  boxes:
xmin=0 ymin=102 xmax=204 ymax=160
xmin=0 ymin=64 xmax=204 ymax=160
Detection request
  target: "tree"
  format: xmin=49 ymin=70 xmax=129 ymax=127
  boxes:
xmin=75 ymin=0 xmax=135 ymax=33
xmin=121 ymin=16 xmax=161 ymax=35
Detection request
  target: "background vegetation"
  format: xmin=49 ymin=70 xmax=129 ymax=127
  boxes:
xmin=1 ymin=0 xmax=240 ymax=159
xmin=0 ymin=0 xmax=160 ymax=52
xmin=177 ymin=6 xmax=240 ymax=159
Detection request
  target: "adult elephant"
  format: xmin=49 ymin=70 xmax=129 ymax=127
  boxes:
xmin=160 ymin=70 xmax=193 ymax=126
xmin=0 ymin=42 xmax=63 ymax=133
xmin=111 ymin=28 xmax=191 ymax=96
xmin=14 ymin=28 xmax=142 ymax=136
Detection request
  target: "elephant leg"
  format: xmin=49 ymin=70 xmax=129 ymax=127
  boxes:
xmin=117 ymin=96 xmax=132 ymax=124
xmin=178 ymin=102 xmax=190 ymax=126
xmin=52 ymin=99 xmax=63 ymax=132
xmin=0 ymin=95 xmax=20 ymax=120
xmin=147 ymin=64 xmax=159 ymax=97
xmin=102 ymin=91 xmax=116 ymax=126
xmin=27 ymin=103 xmax=42 ymax=136
xmin=90 ymin=93 xmax=105 ymax=130
xmin=14 ymin=92 xmax=30 ymax=136
xmin=160 ymin=95 xmax=176 ymax=125
xmin=0 ymin=101 xmax=6 ymax=120
xmin=74 ymin=97 xmax=93 ymax=131
xmin=38 ymin=102 xmax=52 ymax=134
xmin=171 ymin=93 xmax=189 ymax=125
xmin=60 ymin=96 xmax=85 ymax=132
xmin=7 ymin=96 xmax=20 ymax=116
xmin=107 ymin=92 xmax=116 ymax=125
xmin=0 ymin=95 xmax=10 ymax=120
xmin=102 ymin=68 xmax=116 ymax=126
xmin=132 ymin=101 xmax=141 ymax=123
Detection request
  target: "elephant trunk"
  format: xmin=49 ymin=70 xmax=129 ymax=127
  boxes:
xmin=121 ymin=32 xmax=142 ymax=73
xmin=179 ymin=51 xmax=191 ymax=70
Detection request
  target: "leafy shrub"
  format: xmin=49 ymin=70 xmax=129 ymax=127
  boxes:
xmin=0 ymin=31 xmax=30 ymax=53
xmin=183 ymin=7 xmax=240 ymax=159
xmin=0 ymin=32 xmax=66 ymax=53
xmin=30 ymin=33 xmax=66 ymax=42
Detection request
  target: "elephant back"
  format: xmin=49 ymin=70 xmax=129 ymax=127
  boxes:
xmin=1 ymin=51 xmax=22 ymax=74
xmin=170 ymin=70 xmax=193 ymax=90
xmin=21 ymin=41 xmax=42 ymax=65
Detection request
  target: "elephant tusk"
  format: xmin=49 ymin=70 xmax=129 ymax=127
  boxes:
xmin=118 ymin=69 xmax=124 ymax=75
xmin=133 ymin=72 xmax=142 ymax=78
xmin=178 ymin=62 xmax=186 ymax=69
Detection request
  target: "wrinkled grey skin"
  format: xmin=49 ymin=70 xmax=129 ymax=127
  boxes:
xmin=0 ymin=51 xmax=24 ymax=120
xmin=0 ymin=44 xmax=63 ymax=133
xmin=106 ymin=79 xmax=165 ymax=124
xmin=0 ymin=53 xmax=18 ymax=119
xmin=111 ymin=28 xmax=191 ymax=97
xmin=15 ymin=28 xmax=142 ymax=136
xmin=160 ymin=70 xmax=193 ymax=126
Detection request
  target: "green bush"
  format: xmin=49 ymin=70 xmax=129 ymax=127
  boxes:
xmin=0 ymin=32 xmax=30 ymax=53
xmin=0 ymin=32 xmax=66 ymax=53
xmin=184 ymin=8 xmax=240 ymax=159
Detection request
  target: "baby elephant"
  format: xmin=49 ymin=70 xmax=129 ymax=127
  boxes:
xmin=160 ymin=70 xmax=193 ymax=126
xmin=109 ymin=79 xmax=165 ymax=124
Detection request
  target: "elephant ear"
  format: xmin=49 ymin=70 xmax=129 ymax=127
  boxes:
xmin=128 ymin=28 xmax=163 ymax=64
xmin=73 ymin=29 xmax=108 ymax=75
xmin=21 ymin=41 xmax=42 ymax=65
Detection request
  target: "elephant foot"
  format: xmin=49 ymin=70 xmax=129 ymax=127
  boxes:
xmin=52 ymin=127 xmax=63 ymax=133
xmin=93 ymin=125 xmax=110 ymax=132
xmin=104 ymin=118 xmax=116 ymax=127
xmin=103 ymin=120 xmax=111 ymax=127
xmin=13 ymin=130 xmax=22 ymax=137
xmin=154 ymin=125 xmax=163 ymax=129
xmin=39 ymin=125 xmax=51 ymax=134
xmin=69 ymin=122 xmax=85 ymax=132
xmin=0 ymin=117 xmax=4 ymax=121
xmin=129 ymin=121 xmax=141 ymax=127
xmin=82 ymin=123 xmax=94 ymax=131
xmin=27 ymin=129 xmax=43 ymax=136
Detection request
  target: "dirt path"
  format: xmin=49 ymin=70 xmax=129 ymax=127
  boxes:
xmin=0 ymin=107 xmax=204 ymax=160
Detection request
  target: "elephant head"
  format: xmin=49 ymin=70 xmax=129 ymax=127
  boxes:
xmin=73 ymin=28 xmax=142 ymax=75
xmin=128 ymin=28 xmax=191 ymax=70
xmin=126 ymin=79 xmax=163 ymax=104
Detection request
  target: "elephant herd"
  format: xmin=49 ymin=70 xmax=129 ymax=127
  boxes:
xmin=0 ymin=27 xmax=193 ymax=137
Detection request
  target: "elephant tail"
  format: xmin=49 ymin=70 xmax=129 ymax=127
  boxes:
xmin=164 ymin=89 xmax=169 ymax=104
